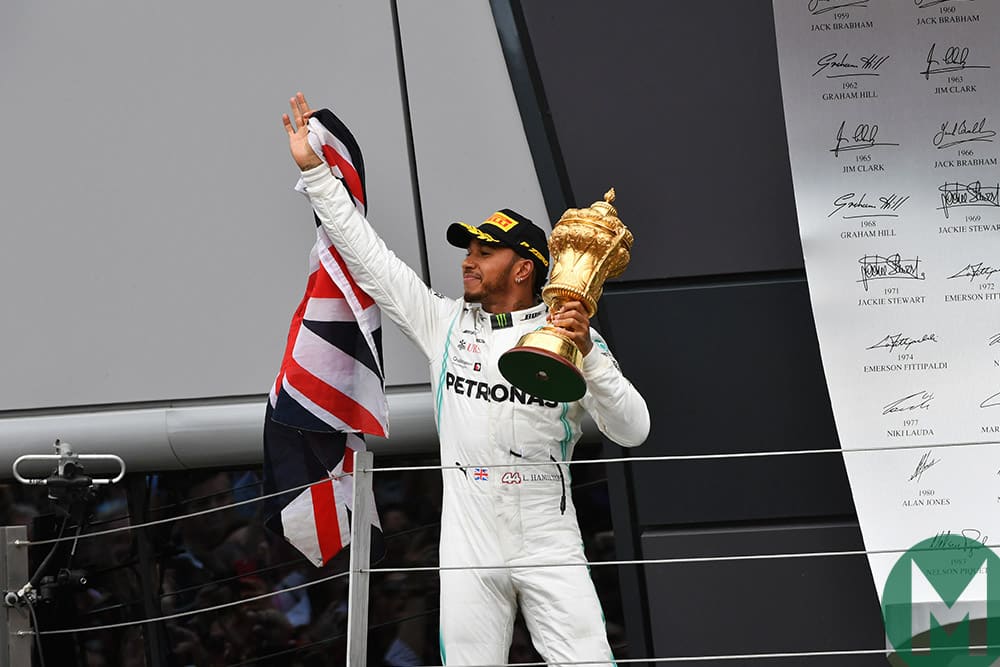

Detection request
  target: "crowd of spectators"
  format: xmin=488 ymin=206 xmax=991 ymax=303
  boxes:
xmin=0 ymin=443 xmax=624 ymax=665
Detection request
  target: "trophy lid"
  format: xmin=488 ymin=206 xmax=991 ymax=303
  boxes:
xmin=556 ymin=187 xmax=632 ymax=249
xmin=594 ymin=188 xmax=618 ymax=217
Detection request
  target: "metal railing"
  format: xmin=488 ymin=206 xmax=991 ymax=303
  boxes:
xmin=8 ymin=439 xmax=1000 ymax=665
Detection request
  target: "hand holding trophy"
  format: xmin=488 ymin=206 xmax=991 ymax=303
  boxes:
xmin=499 ymin=188 xmax=633 ymax=401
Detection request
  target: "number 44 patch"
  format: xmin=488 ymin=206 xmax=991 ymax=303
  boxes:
xmin=501 ymin=472 xmax=522 ymax=485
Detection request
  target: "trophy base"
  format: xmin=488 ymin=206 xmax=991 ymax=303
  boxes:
xmin=498 ymin=329 xmax=585 ymax=402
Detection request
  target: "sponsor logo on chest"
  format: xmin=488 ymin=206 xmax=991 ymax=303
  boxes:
xmin=445 ymin=372 xmax=560 ymax=408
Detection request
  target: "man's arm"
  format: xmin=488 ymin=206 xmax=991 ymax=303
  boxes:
xmin=579 ymin=330 xmax=650 ymax=447
xmin=549 ymin=301 xmax=649 ymax=447
xmin=283 ymin=93 xmax=452 ymax=357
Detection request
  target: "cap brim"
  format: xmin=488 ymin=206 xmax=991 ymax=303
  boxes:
xmin=446 ymin=222 xmax=504 ymax=248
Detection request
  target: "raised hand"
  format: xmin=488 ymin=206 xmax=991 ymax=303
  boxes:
xmin=282 ymin=92 xmax=324 ymax=170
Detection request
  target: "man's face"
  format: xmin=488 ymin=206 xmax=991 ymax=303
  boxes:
xmin=461 ymin=239 xmax=519 ymax=303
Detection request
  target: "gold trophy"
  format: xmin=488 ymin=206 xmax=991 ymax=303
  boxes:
xmin=499 ymin=188 xmax=633 ymax=401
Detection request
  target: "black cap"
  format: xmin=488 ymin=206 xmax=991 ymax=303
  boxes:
xmin=446 ymin=209 xmax=550 ymax=289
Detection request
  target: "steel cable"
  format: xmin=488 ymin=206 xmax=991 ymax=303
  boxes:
xmin=12 ymin=438 xmax=997 ymax=548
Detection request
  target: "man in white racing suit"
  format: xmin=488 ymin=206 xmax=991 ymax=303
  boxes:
xmin=283 ymin=93 xmax=649 ymax=666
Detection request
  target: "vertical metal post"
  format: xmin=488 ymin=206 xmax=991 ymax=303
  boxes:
xmin=345 ymin=450 xmax=374 ymax=666
xmin=1 ymin=526 xmax=32 ymax=666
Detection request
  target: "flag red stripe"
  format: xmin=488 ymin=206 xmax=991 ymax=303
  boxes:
xmin=287 ymin=357 xmax=386 ymax=437
xmin=309 ymin=480 xmax=341 ymax=563
xmin=321 ymin=144 xmax=366 ymax=207
xmin=343 ymin=448 xmax=355 ymax=474
xmin=310 ymin=261 xmax=347 ymax=300
xmin=273 ymin=271 xmax=317 ymax=395
xmin=327 ymin=246 xmax=376 ymax=310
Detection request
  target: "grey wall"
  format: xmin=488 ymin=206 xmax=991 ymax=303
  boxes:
xmin=397 ymin=0 xmax=550 ymax=296
xmin=0 ymin=0 xmax=549 ymax=470
xmin=1 ymin=0 xmax=547 ymax=414
xmin=0 ymin=1 xmax=426 ymax=409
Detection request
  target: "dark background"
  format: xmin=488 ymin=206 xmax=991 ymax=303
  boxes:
xmin=496 ymin=0 xmax=887 ymax=663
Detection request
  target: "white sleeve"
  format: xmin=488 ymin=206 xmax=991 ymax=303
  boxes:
xmin=299 ymin=164 xmax=453 ymax=359
xmin=579 ymin=330 xmax=650 ymax=448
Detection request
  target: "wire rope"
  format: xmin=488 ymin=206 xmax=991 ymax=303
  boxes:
xmin=15 ymin=438 xmax=997 ymax=548
xmin=20 ymin=568 xmax=350 ymax=637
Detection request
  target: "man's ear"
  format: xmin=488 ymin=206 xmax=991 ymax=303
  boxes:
xmin=518 ymin=259 xmax=534 ymax=284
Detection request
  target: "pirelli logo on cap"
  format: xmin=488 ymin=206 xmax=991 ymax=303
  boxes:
xmin=485 ymin=211 xmax=519 ymax=231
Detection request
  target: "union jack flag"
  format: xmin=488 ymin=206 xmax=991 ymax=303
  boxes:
xmin=271 ymin=110 xmax=388 ymax=436
xmin=263 ymin=109 xmax=387 ymax=567
xmin=473 ymin=468 xmax=489 ymax=481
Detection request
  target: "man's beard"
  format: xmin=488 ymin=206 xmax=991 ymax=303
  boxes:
xmin=463 ymin=260 xmax=515 ymax=303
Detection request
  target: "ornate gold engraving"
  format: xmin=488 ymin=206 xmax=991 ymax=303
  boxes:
xmin=498 ymin=188 xmax=634 ymax=401
xmin=543 ymin=188 xmax=633 ymax=316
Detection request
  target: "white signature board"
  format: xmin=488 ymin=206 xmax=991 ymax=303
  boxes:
xmin=773 ymin=0 xmax=1000 ymax=603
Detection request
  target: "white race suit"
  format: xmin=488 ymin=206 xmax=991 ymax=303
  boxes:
xmin=300 ymin=164 xmax=650 ymax=666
